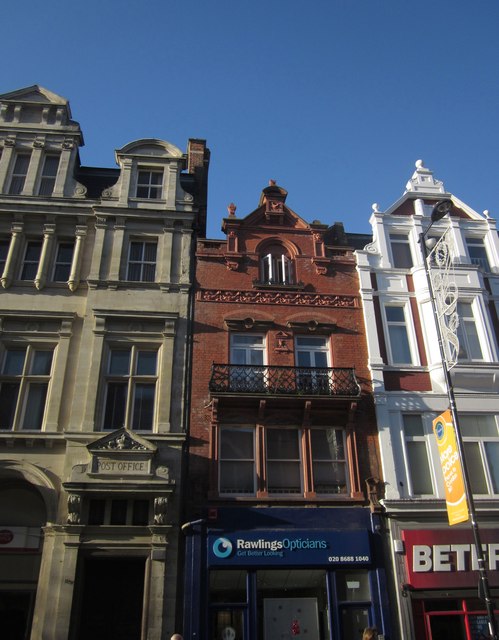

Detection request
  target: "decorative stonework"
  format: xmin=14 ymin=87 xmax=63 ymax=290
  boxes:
xmin=67 ymin=494 xmax=81 ymax=524
xmin=200 ymin=288 xmax=358 ymax=308
xmin=95 ymin=431 xmax=148 ymax=451
xmin=154 ymin=496 xmax=168 ymax=524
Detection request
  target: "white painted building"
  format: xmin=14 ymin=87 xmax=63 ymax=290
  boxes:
xmin=0 ymin=85 xmax=209 ymax=639
xmin=356 ymin=161 xmax=499 ymax=640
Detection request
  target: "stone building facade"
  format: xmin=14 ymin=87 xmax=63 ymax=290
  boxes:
xmin=356 ymin=161 xmax=499 ymax=640
xmin=183 ymin=183 xmax=391 ymax=639
xmin=0 ymin=85 xmax=209 ymax=639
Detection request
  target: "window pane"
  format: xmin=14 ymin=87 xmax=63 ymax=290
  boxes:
xmin=485 ymin=443 xmax=499 ymax=492
xmin=3 ymin=349 xmax=26 ymax=375
xmin=104 ymin=382 xmax=127 ymax=430
xmin=460 ymin=415 xmax=497 ymax=437
xmin=127 ymin=264 xmax=142 ymax=281
xmin=220 ymin=461 xmax=255 ymax=494
xmin=389 ymin=325 xmax=412 ymax=363
xmin=132 ymin=500 xmax=149 ymax=526
xmin=464 ymin=442 xmax=488 ymax=494
xmin=267 ymin=461 xmax=301 ymax=493
xmin=109 ymin=350 xmax=131 ymax=375
xmin=143 ymin=243 xmax=157 ymax=261
xmin=22 ymin=383 xmax=48 ymax=430
xmin=88 ymin=499 xmax=106 ymax=525
xmin=31 ymin=350 xmax=53 ymax=375
xmin=0 ymin=383 xmax=20 ymax=429
xmin=220 ymin=429 xmax=254 ymax=459
xmin=110 ymin=499 xmax=127 ymax=525
xmin=142 ymin=263 xmax=156 ymax=282
xmin=407 ymin=442 xmax=433 ymax=494
xmin=136 ymin=351 xmax=157 ymax=375
xmin=267 ymin=429 xmax=299 ymax=458
xmin=311 ymin=428 xmax=344 ymax=460
xmin=390 ymin=235 xmax=413 ymax=268
xmin=336 ymin=571 xmax=371 ymax=601
xmin=386 ymin=307 xmax=405 ymax=322
xmin=403 ymin=414 xmax=424 ymax=437
xmin=42 ymin=156 xmax=59 ymax=177
xmin=132 ymin=383 xmax=155 ymax=430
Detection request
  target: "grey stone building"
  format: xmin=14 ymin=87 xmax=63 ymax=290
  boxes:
xmin=0 ymin=85 xmax=209 ymax=639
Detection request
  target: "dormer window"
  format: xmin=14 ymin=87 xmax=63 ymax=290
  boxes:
xmin=260 ymin=244 xmax=294 ymax=285
xmin=136 ymin=169 xmax=163 ymax=199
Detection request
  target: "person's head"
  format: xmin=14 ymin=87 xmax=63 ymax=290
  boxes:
xmin=362 ymin=628 xmax=378 ymax=640
xmin=171 ymin=635 xmax=183 ymax=640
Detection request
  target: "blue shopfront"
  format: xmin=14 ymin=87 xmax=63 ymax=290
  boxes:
xmin=182 ymin=507 xmax=391 ymax=640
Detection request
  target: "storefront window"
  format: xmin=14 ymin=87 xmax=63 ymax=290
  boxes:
xmin=257 ymin=569 xmax=328 ymax=639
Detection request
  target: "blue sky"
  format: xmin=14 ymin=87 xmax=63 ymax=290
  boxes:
xmin=3 ymin=0 xmax=499 ymax=238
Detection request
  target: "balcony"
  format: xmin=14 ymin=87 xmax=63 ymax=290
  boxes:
xmin=209 ymin=364 xmax=361 ymax=397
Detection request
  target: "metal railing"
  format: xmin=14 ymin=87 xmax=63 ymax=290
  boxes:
xmin=209 ymin=364 xmax=361 ymax=396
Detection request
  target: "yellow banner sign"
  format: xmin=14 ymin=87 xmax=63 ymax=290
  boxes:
xmin=433 ymin=410 xmax=469 ymax=526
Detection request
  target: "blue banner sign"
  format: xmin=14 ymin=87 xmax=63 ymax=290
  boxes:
xmin=208 ymin=530 xmax=371 ymax=567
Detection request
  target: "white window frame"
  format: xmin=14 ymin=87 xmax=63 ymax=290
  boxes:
xmin=465 ymin=236 xmax=491 ymax=272
xmin=460 ymin=414 xmax=499 ymax=496
xmin=295 ymin=336 xmax=331 ymax=393
xmin=383 ymin=302 xmax=419 ymax=365
xmin=456 ymin=300 xmax=485 ymax=362
xmin=401 ymin=414 xmax=435 ymax=496
xmin=389 ymin=233 xmax=414 ymax=269
xmin=310 ymin=427 xmax=349 ymax=495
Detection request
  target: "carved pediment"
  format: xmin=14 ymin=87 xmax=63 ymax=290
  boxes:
xmin=88 ymin=428 xmax=156 ymax=453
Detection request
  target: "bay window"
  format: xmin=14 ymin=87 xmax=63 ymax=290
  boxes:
xmin=218 ymin=425 xmax=349 ymax=497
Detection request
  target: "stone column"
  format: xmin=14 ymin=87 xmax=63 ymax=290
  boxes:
xmin=1 ymin=221 xmax=24 ymax=288
xmin=35 ymin=223 xmax=56 ymax=290
xmin=68 ymin=225 xmax=88 ymax=291
xmin=52 ymin=139 xmax=74 ymax=197
xmin=88 ymin=216 xmax=107 ymax=285
xmin=22 ymin=140 xmax=44 ymax=196
xmin=157 ymin=318 xmax=176 ymax=432
xmin=0 ymin=138 xmax=15 ymax=192
xmin=108 ymin=217 xmax=126 ymax=283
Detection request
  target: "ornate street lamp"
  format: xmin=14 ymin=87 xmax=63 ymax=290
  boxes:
xmin=419 ymin=200 xmax=498 ymax=640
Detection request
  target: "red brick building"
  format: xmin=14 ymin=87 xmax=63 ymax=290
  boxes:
xmin=182 ymin=182 xmax=391 ymax=640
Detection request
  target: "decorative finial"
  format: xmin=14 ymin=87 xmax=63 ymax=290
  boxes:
xmin=483 ymin=209 xmax=490 ymax=218
xmin=372 ymin=203 xmax=380 ymax=213
xmin=269 ymin=179 xmax=277 ymax=186
xmin=227 ymin=202 xmax=236 ymax=216
xmin=415 ymin=159 xmax=424 ymax=168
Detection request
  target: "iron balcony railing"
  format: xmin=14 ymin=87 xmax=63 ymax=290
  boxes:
xmin=209 ymin=364 xmax=361 ymax=397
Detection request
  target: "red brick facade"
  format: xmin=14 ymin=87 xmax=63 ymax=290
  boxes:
xmin=187 ymin=183 xmax=381 ymax=516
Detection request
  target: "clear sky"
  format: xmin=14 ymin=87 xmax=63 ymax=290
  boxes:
xmin=3 ymin=0 xmax=499 ymax=239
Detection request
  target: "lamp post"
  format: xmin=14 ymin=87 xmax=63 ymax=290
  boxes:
xmin=419 ymin=199 xmax=498 ymax=640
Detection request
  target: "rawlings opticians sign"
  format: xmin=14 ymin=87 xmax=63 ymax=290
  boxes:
xmin=403 ymin=529 xmax=499 ymax=589
xmin=208 ymin=530 xmax=371 ymax=567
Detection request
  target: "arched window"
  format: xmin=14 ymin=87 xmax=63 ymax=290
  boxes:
xmin=260 ymin=244 xmax=294 ymax=285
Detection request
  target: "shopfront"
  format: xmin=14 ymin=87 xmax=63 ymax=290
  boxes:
xmin=183 ymin=507 xmax=391 ymax=640
xmin=402 ymin=528 xmax=499 ymax=640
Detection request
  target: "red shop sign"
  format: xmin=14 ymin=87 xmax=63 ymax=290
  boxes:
xmin=402 ymin=529 xmax=499 ymax=589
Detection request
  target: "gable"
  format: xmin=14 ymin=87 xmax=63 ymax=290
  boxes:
xmin=0 ymin=85 xmax=68 ymax=106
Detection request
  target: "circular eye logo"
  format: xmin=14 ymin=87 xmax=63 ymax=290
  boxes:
xmin=435 ymin=420 xmax=445 ymax=441
xmin=213 ymin=537 xmax=233 ymax=558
